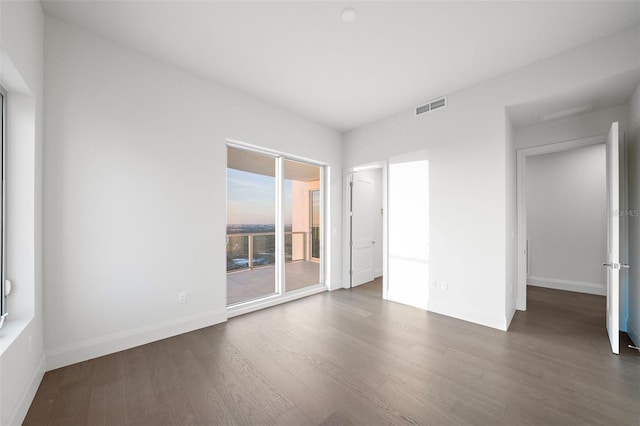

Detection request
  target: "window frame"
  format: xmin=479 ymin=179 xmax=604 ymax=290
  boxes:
xmin=0 ymin=84 xmax=7 ymax=323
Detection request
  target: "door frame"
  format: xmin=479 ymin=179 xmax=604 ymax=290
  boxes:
xmin=226 ymin=139 xmax=329 ymax=318
xmin=515 ymin=135 xmax=609 ymax=311
xmin=343 ymin=162 xmax=388 ymax=298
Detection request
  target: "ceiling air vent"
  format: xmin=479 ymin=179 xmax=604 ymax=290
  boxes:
xmin=416 ymin=103 xmax=431 ymax=115
xmin=416 ymin=96 xmax=447 ymax=116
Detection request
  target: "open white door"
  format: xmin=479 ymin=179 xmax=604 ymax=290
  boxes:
xmin=350 ymin=173 xmax=376 ymax=287
xmin=605 ymin=122 xmax=622 ymax=355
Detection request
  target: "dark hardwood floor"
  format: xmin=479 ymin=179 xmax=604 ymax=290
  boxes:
xmin=24 ymin=280 xmax=640 ymax=425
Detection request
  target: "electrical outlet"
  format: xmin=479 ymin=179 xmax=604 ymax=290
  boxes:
xmin=178 ymin=292 xmax=187 ymax=303
xmin=430 ymin=280 xmax=437 ymax=289
xmin=441 ymin=281 xmax=448 ymax=290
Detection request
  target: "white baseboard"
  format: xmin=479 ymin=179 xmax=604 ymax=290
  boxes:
xmin=628 ymin=317 xmax=639 ymax=347
xmin=427 ymin=300 xmax=510 ymax=331
xmin=7 ymin=353 xmax=45 ymax=426
xmin=46 ymin=309 xmax=227 ymax=371
xmin=506 ymin=306 xmax=517 ymax=330
xmin=327 ymin=279 xmax=342 ymax=291
xmin=388 ymin=292 xmax=428 ymax=310
xmin=527 ymin=276 xmax=605 ymax=296
xmin=327 ymin=282 xmax=341 ymax=291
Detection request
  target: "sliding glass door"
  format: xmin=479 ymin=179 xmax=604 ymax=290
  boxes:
xmin=226 ymin=145 xmax=323 ymax=306
xmin=283 ymin=159 xmax=321 ymax=292
xmin=226 ymin=147 xmax=277 ymax=305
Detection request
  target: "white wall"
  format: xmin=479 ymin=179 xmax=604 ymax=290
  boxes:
xmin=344 ymin=25 xmax=640 ymax=331
xmin=627 ymin=82 xmax=640 ymax=345
xmin=525 ymin=144 xmax=606 ymax=294
xmin=0 ymin=1 xmax=45 ymax=425
xmin=43 ymin=17 xmax=342 ymax=370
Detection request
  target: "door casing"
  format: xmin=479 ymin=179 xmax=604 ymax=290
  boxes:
xmin=344 ymin=162 xmax=387 ymax=298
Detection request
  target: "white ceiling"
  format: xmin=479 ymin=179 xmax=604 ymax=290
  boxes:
xmin=41 ymin=1 xmax=640 ymax=132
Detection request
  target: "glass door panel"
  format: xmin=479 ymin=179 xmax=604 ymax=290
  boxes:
xmin=283 ymin=159 xmax=321 ymax=292
xmin=226 ymin=147 xmax=277 ymax=305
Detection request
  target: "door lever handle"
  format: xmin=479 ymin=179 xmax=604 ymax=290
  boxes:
xmin=602 ymin=263 xmax=630 ymax=269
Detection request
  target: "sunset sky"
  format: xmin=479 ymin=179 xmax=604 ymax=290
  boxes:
xmin=227 ymin=168 xmax=292 ymax=225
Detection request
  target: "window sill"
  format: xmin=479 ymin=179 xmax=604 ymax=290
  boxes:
xmin=0 ymin=317 xmax=32 ymax=356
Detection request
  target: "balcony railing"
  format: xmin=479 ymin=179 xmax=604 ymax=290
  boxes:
xmin=226 ymin=231 xmax=310 ymax=272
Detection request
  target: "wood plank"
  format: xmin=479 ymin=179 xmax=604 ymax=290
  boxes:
xmin=223 ymin=328 xmax=336 ymax=424
xmin=169 ymin=346 xmax=238 ymax=425
xmin=120 ymin=346 xmax=167 ymax=424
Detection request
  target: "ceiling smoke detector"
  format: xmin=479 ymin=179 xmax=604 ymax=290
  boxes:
xmin=341 ymin=7 xmax=357 ymax=23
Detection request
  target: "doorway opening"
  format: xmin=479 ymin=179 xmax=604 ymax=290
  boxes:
xmin=345 ymin=164 xmax=385 ymax=297
xmin=525 ymin=142 xmax=607 ymax=296
xmin=516 ymin=128 xmax=628 ymax=354
xmin=345 ymin=153 xmax=430 ymax=310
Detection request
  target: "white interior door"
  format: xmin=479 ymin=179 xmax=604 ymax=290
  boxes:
xmin=387 ymin=158 xmax=429 ymax=310
xmin=605 ymin=122 xmax=621 ymax=355
xmin=350 ymin=174 xmax=376 ymax=287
